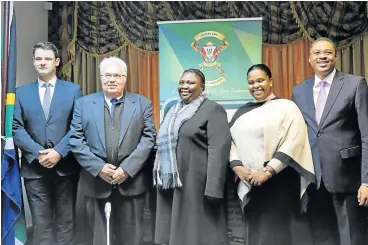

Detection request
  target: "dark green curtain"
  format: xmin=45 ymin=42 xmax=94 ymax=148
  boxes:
xmin=49 ymin=1 xmax=368 ymax=54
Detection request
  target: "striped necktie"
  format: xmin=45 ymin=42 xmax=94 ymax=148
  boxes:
xmin=42 ymin=83 xmax=52 ymax=119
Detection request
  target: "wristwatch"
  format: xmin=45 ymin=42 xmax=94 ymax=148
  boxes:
xmin=263 ymin=167 xmax=272 ymax=178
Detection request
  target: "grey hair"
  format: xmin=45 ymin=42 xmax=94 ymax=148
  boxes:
xmin=99 ymin=57 xmax=128 ymax=76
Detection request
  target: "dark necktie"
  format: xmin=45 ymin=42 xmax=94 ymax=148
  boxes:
xmin=110 ymin=98 xmax=118 ymax=122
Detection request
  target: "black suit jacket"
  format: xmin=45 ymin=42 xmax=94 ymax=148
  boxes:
xmin=292 ymin=71 xmax=368 ymax=193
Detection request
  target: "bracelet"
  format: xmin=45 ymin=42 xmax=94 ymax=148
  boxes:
xmin=263 ymin=167 xmax=273 ymax=178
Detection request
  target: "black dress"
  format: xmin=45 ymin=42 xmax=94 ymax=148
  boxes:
xmin=154 ymin=99 xmax=231 ymax=245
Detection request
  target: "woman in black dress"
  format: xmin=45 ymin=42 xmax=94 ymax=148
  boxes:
xmin=154 ymin=69 xmax=231 ymax=245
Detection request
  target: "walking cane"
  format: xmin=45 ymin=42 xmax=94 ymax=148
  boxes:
xmin=105 ymin=202 xmax=112 ymax=245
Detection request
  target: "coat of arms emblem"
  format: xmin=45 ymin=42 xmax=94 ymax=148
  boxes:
xmin=191 ymin=31 xmax=229 ymax=86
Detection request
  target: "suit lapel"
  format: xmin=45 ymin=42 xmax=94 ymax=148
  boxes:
xmin=318 ymin=71 xmax=344 ymax=128
xmin=47 ymin=79 xmax=64 ymax=123
xmin=93 ymin=92 xmax=106 ymax=151
xmin=119 ymin=92 xmax=136 ymax=146
xmin=304 ymin=78 xmax=319 ymax=132
xmin=31 ymin=81 xmax=47 ymax=122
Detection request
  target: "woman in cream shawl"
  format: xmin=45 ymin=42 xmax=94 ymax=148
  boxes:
xmin=229 ymin=64 xmax=315 ymax=245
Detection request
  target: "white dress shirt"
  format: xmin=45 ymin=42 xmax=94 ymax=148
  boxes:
xmin=38 ymin=76 xmax=57 ymax=103
xmin=313 ymin=68 xmax=336 ymax=106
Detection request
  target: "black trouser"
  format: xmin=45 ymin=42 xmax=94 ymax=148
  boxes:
xmin=84 ymin=189 xmax=146 ymax=245
xmin=24 ymin=172 xmax=77 ymax=245
xmin=307 ymin=182 xmax=368 ymax=245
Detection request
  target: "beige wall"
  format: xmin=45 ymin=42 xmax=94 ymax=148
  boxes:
xmin=14 ymin=1 xmax=49 ymax=87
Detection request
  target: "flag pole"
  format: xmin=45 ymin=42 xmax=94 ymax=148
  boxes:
xmin=2 ymin=2 xmax=28 ymax=244
xmin=1 ymin=1 xmax=10 ymax=137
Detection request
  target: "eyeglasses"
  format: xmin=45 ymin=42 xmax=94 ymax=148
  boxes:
xmin=311 ymin=50 xmax=335 ymax=57
xmin=100 ymin=73 xmax=126 ymax=79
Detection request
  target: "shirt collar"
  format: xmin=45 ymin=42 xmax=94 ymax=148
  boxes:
xmin=314 ymin=68 xmax=336 ymax=88
xmin=38 ymin=76 xmax=57 ymax=88
xmin=104 ymin=91 xmax=125 ymax=104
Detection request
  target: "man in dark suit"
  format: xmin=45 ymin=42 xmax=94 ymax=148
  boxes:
xmin=292 ymin=37 xmax=368 ymax=245
xmin=69 ymin=57 xmax=156 ymax=245
xmin=12 ymin=42 xmax=82 ymax=245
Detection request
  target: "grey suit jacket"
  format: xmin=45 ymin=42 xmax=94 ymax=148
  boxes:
xmin=292 ymin=71 xmax=368 ymax=193
xmin=13 ymin=80 xmax=82 ymax=178
xmin=69 ymin=91 xmax=156 ymax=198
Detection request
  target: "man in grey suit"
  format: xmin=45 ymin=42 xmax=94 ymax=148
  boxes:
xmin=13 ymin=42 xmax=82 ymax=245
xmin=292 ymin=37 xmax=368 ymax=245
xmin=69 ymin=57 xmax=156 ymax=245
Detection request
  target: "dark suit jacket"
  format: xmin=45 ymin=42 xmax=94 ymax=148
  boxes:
xmin=69 ymin=91 xmax=156 ymax=198
xmin=292 ymin=71 xmax=368 ymax=193
xmin=13 ymin=79 xmax=83 ymax=178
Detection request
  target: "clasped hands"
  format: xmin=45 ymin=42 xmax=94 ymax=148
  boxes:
xmin=98 ymin=164 xmax=128 ymax=185
xmin=232 ymin=166 xmax=368 ymax=206
xmin=37 ymin=149 xmax=61 ymax=168
xmin=233 ymin=166 xmax=273 ymax=186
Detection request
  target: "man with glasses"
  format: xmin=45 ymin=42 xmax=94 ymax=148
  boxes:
xmin=69 ymin=57 xmax=156 ymax=245
xmin=13 ymin=41 xmax=82 ymax=245
xmin=292 ymin=37 xmax=368 ymax=245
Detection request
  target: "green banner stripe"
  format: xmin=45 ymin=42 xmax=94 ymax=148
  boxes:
xmin=5 ymin=105 xmax=14 ymax=137
xmin=15 ymin=214 xmax=27 ymax=243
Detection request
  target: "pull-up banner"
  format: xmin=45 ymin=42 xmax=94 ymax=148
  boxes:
xmin=158 ymin=18 xmax=262 ymax=106
xmin=158 ymin=18 xmax=262 ymax=245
